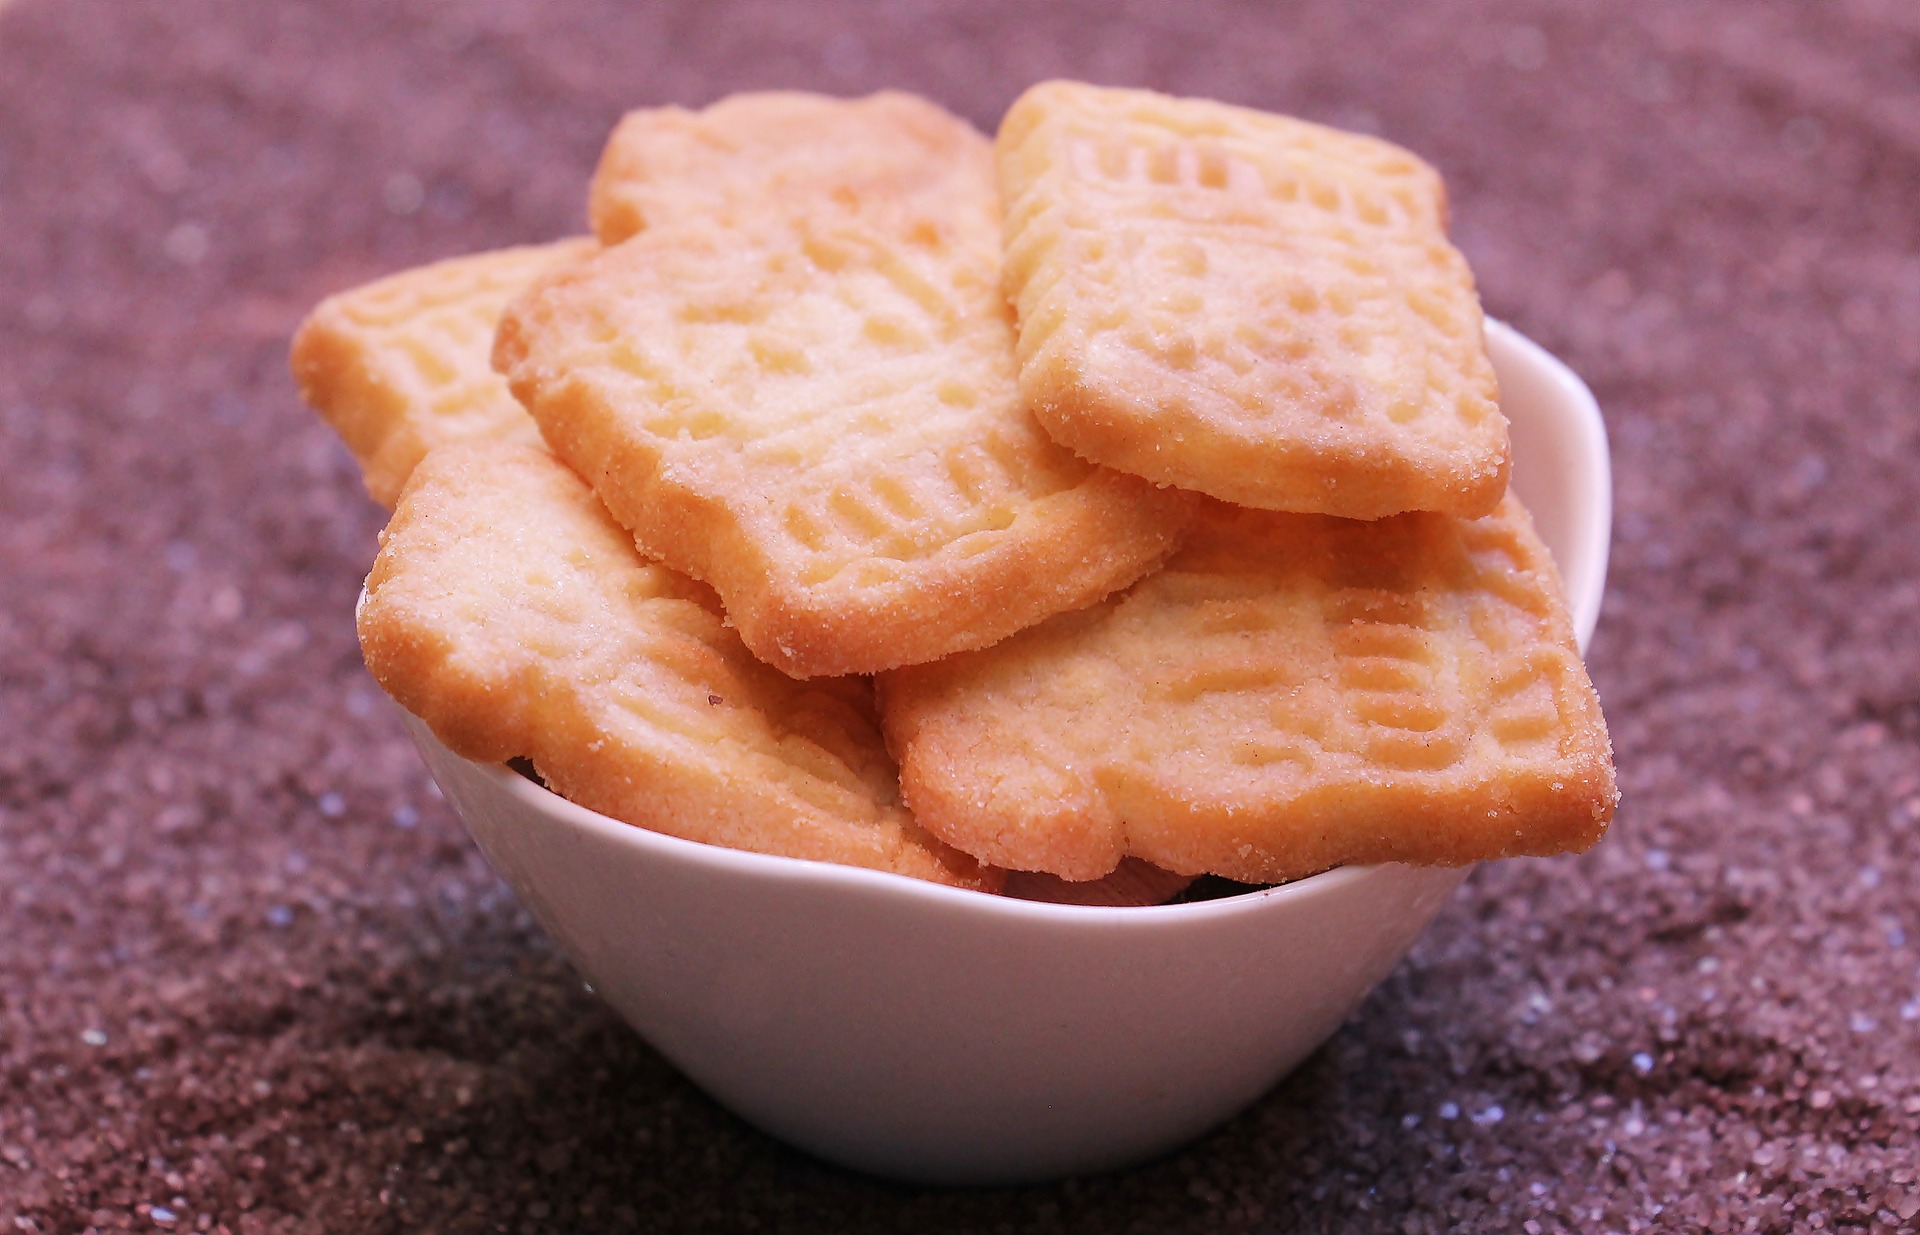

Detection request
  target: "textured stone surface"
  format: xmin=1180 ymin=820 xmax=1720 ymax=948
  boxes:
xmin=2 ymin=1 xmax=1916 ymax=1231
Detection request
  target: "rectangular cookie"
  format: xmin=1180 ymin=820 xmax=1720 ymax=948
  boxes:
xmin=291 ymin=239 xmax=594 ymax=506
xmin=589 ymin=90 xmax=999 ymax=245
xmin=878 ymin=495 xmax=1615 ymax=884
xmin=358 ymin=440 xmax=996 ymax=891
xmin=499 ymin=150 xmax=1193 ymax=679
xmin=997 ymin=81 xmax=1508 ymax=520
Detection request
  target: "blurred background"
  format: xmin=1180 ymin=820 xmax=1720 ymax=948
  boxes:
xmin=3 ymin=1 xmax=1917 ymax=1231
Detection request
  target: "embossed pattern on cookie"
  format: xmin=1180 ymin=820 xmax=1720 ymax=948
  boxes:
xmin=879 ymin=495 xmax=1614 ymax=884
xmin=292 ymin=239 xmax=595 ymax=507
xmin=496 ymin=203 xmax=1195 ymax=679
xmin=358 ymin=441 xmax=997 ymax=891
xmin=998 ymin=81 xmax=1508 ymax=519
xmin=590 ymin=91 xmax=999 ymax=245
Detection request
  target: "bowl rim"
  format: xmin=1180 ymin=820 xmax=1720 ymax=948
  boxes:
xmin=1490 ymin=317 xmax=1612 ymax=645
xmin=413 ymin=315 xmax=1609 ymax=923
xmin=475 ymin=743 xmax=1390 ymax=922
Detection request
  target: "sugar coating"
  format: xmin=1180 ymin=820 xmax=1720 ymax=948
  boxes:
xmin=290 ymin=239 xmax=595 ymax=507
xmin=880 ymin=495 xmax=1614 ymax=883
xmin=589 ymin=91 xmax=999 ymax=245
xmin=998 ymin=81 xmax=1509 ymax=519
xmin=358 ymin=440 xmax=996 ymax=891
xmin=498 ymin=192 xmax=1194 ymax=679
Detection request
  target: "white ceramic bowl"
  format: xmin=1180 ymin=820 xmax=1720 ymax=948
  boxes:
xmin=400 ymin=319 xmax=1610 ymax=1185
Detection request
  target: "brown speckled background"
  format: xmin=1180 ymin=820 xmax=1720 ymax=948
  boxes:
xmin=4 ymin=1 xmax=1919 ymax=1231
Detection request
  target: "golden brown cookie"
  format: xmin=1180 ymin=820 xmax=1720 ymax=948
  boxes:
xmin=879 ymin=495 xmax=1614 ymax=883
xmin=589 ymin=90 xmax=998 ymax=245
xmin=998 ymin=81 xmax=1508 ymax=519
xmin=358 ymin=440 xmax=996 ymax=891
xmin=291 ymin=239 xmax=595 ymax=507
xmin=496 ymin=201 xmax=1195 ymax=679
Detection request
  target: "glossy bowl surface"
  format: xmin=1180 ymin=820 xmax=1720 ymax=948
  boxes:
xmin=401 ymin=319 xmax=1610 ymax=1184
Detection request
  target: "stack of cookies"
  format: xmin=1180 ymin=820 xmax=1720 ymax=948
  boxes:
xmin=294 ymin=82 xmax=1616 ymax=904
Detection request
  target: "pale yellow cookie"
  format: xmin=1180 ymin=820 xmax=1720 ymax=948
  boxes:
xmin=879 ymin=495 xmax=1614 ymax=884
xmin=998 ymin=81 xmax=1508 ymax=519
xmin=589 ymin=91 xmax=998 ymax=245
xmin=496 ymin=203 xmax=1195 ymax=679
xmin=359 ymin=440 xmax=996 ymax=891
xmin=292 ymin=239 xmax=595 ymax=507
